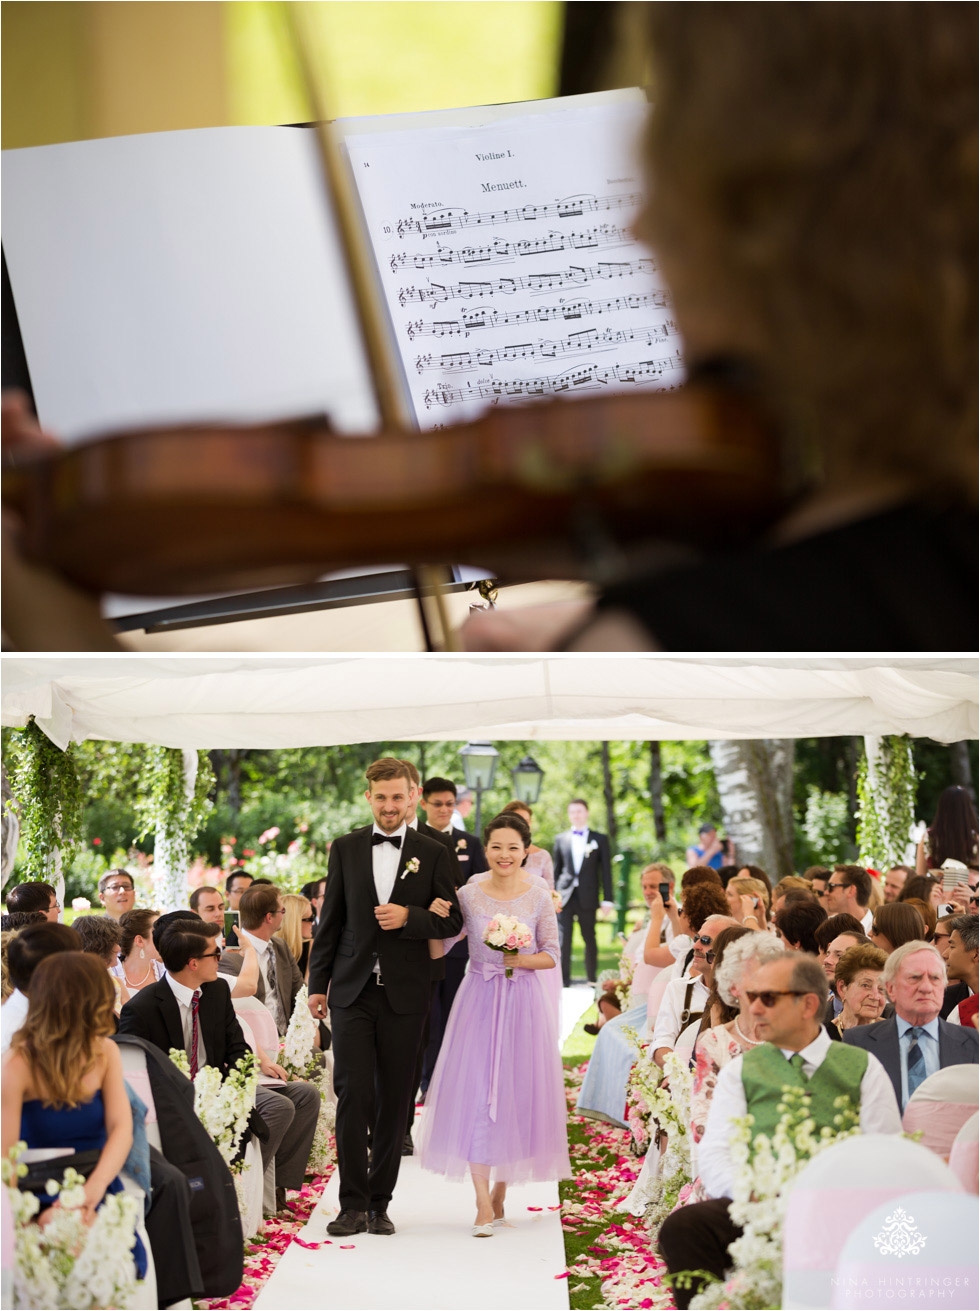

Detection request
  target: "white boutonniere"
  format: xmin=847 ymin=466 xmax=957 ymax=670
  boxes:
xmin=585 ymin=840 xmax=598 ymax=855
xmin=401 ymin=856 xmax=420 ymax=879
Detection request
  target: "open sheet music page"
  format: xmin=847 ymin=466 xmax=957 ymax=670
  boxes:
xmin=343 ymin=93 xmax=682 ymax=428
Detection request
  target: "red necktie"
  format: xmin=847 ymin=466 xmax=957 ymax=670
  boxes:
xmin=189 ymin=989 xmax=201 ymax=1078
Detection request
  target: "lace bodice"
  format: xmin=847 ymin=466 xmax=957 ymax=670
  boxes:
xmin=449 ymin=880 xmax=560 ymax=970
xmin=524 ymin=848 xmax=555 ymax=889
xmin=690 ymin=1023 xmax=756 ymax=1143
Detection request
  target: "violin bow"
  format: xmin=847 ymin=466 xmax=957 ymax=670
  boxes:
xmin=283 ymin=2 xmax=460 ymax=651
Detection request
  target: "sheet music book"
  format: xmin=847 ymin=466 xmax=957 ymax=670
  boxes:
xmin=2 ymin=88 xmax=681 ymax=446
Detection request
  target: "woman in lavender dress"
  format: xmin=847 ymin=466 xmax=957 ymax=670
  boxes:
xmin=417 ymin=813 xmax=571 ymax=1235
xmin=494 ymin=801 xmax=561 ymax=1032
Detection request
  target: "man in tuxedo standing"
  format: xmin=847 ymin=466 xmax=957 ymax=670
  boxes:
xmin=553 ymin=799 xmax=614 ymax=987
xmin=308 ymin=758 xmax=461 ymax=1237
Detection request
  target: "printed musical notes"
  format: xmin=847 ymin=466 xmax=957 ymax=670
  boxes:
xmin=346 ymin=98 xmax=684 ymax=426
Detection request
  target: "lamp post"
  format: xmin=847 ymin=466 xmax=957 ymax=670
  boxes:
xmin=511 ymin=754 xmax=545 ymax=806
xmin=459 ymin=740 xmax=500 ymax=837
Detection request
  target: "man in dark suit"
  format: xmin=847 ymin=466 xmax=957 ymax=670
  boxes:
xmin=553 ymin=798 xmax=613 ymax=986
xmin=308 ymin=757 xmax=461 ymax=1238
xmin=119 ymin=916 xmax=319 ymax=1213
xmin=843 ymin=939 xmax=979 ymax=1110
xmin=219 ymin=883 xmax=304 ymax=1033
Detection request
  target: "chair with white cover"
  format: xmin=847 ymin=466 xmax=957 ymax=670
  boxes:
xmin=645 ymin=969 xmax=672 ymax=1032
xmin=782 ymin=1134 xmax=963 ymax=1310
xmin=630 ymin=961 xmax=661 ymax=1008
xmin=948 ymin=1111 xmax=979 ymax=1194
xmin=902 ymin=1064 xmax=979 ymax=1160
xmin=232 ymin=997 xmax=280 ymax=1230
xmin=832 ymin=1190 xmax=979 ymax=1309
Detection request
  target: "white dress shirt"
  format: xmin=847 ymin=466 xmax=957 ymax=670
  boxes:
xmin=861 ymin=907 xmax=874 ymax=934
xmin=372 ymin=822 xmax=407 ymax=976
xmin=651 ymin=972 xmax=709 ymax=1053
xmin=570 ymin=827 xmax=590 ymax=875
xmin=165 ymin=972 xmax=207 ymax=1071
xmin=698 ymin=1029 xmax=902 ymax=1200
xmin=896 ymin=1014 xmax=941 ymax=1107
xmin=0 ymin=989 xmax=30 ymax=1055
xmin=238 ymin=927 xmax=285 ymax=1031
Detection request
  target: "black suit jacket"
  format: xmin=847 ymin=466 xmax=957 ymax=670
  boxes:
xmin=448 ymin=827 xmax=489 ymax=884
xmin=308 ymin=825 xmax=461 ymax=1013
xmin=118 ymin=976 xmax=253 ymax=1078
xmin=843 ymin=1015 xmax=980 ymax=1107
xmin=553 ymin=828 xmax=613 ymax=907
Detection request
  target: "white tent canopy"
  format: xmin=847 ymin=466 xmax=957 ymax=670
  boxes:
xmin=1 ymin=657 xmax=976 ymax=750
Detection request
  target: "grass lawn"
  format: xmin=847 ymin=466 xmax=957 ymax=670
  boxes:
xmin=567 ymin=918 xmax=628 ymax=985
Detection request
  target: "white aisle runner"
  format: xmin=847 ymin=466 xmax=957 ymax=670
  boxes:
xmin=255 ymin=986 xmax=591 ymax=1311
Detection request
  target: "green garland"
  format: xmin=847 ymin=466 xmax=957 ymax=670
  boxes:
xmin=856 ymin=735 xmax=916 ymax=869
xmin=7 ymin=718 xmax=83 ymax=881
xmin=134 ymin=746 xmax=214 ymax=864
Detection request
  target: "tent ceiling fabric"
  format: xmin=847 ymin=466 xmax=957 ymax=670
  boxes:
xmin=1 ymin=657 xmax=976 ymax=751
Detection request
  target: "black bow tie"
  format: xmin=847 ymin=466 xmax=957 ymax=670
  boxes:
xmin=372 ymin=833 xmax=402 ymax=848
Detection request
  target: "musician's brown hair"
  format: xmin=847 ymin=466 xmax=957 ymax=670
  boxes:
xmin=642 ymin=3 xmax=977 ymax=494
xmin=365 ymin=758 xmax=412 ymax=788
xmin=10 ymin=952 xmax=116 ymax=1109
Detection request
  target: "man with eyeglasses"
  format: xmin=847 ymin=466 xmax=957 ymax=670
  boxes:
xmin=824 ymin=864 xmax=874 ymax=934
xmin=659 ymin=951 xmax=901 ymax=1308
xmin=650 ymin=914 xmax=736 ymax=1068
xmin=97 ymin=868 xmax=136 ymax=921
xmin=120 ymin=912 xmax=319 ymax=1216
xmin=220 ymin=885 xmax=304 ymax=1038
xmin=5 ymin=880 xmax=60 ymax=922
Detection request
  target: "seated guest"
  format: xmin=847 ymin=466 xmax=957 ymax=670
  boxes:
xmin=220 ymin=884 xmax=304 ymax=1035
xmin=576 ymin=901 xmax=733 ymax=1127
xmin=1 ymin=922 xmax=81 ymax=1053
xmin=660 ymin=952 xmax=902 ymax=1308
xmin=72 ymin=914 xmax=128 ymax=1012
xmin=870 ymin=901 xmax=927 ymax=955
xmin=119 ymin=917 xmax=319 ymax=1213
xmin=1 ymin=952 xmax=147 ymax=1279
xmin=932 ymin=914 xmax=958 ymax=962
xmin=189 ymin=884 xmax=225 ymax=924
xmin=825 ymin=865 xmax=874 ymax=933
xmin=651 ymin=910 xmax=737 ymax=1066
xmin=587 ymin=864 xmax=669 ymax=1033
xmin=110 ymin=908 xmax=164 ymax=996
xmin=693 ymin=927 xmax=752 ymax=1036
xmin=884 ymin=865 xmax=912 ymax=903
xmin=843 ymin=940 xmax=980 ymax=1110
xmin=4 ymin=881 xmax=59 ymax=922
xmin=814 ymin=915 xmax=869 ymax=1015
xmin=943 ymin=916 xmax=978 ymax=1022
xmin=275 ymin=893 xmax=317 ymax=982
xmin=734 ymin=865 xmax=772 ymax=904
xmin=770 ymin=876 xmax=815 ymax=916
xmin=644 ymin=877 xmax=726 ymax=969
xmin=828 ymin=943 xmax=888 ymax=1038
xmin=724 ymin=875 xmax=770 ymax=929
xmin=97 ymin=869 xmax=136 ymax=921
xmin=803 ymin=866 xmax=832 ymax=901
xmin=299 ymin=879 xmax=327 ymax=932
xmin=774 ymin=900 xmax=827 ymax=955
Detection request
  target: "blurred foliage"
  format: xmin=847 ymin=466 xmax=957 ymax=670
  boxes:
xmin=2 ymin=726 xmax=976 ymax=905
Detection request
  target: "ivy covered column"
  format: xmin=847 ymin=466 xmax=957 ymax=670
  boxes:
xmin=857 ymin=735 xmax=916 ymax=869
xmin=7 ymin=720 xmax=82 ymax=913
xmin=135 ymin=747 xmax=213 ymax=912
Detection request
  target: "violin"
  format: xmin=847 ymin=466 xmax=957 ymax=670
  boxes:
xmin=3 ymin=381 xmax=784 ymax=598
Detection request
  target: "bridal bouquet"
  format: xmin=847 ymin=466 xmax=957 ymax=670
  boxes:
xmin=3 ymin=1146 xmax=144 ymax=1309
xmin=484 ymin=915 xmax=532 ymax=978
xmin=683 ymin=1087 xmax=860 ymax=1311
xmin=280 ymin=986 xmax=336 ymax=1176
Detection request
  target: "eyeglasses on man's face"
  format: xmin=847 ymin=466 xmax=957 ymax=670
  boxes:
xmin=746 ymin=989 xmax=809 ymax=1008
xmin=104 ymin=883 xmax=134 ymax=894
xmin=826 ymin=882 xmax=849 ymax=892
xmin=195 ymin=949 xmax=222 ymax=961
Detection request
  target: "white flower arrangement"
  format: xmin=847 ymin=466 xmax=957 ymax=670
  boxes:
xmin=401 ymin=857 xmax=420 ymax=879
xmin=483 ymin=914 xmax=533 ymax=978
xmin=682 ymin=1086 xmax=860 ymax=1311
xmin=279 ymin=987 xmax=336 ymax=1176
xmin=623 ymin=1039 xmax=694 ymax=1231
xmin=168 ymin=1048 xmax=257 ymax=1173
xmin=3 ymin=1146 xmax=144 ymax=1310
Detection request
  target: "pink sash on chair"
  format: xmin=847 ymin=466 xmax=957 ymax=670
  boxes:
xmin=903 ymin=1099 xmax=977 ymax=1160
xmin=948 ymin=1112 xmax=979 ymax=1192
xmin=233 ymin=999 xmax=280 ymax=1057
xmin=630 ymin=962 xmax=660 ymax=1007
xmin=646 ymin=970 xmax=672 ymax=1030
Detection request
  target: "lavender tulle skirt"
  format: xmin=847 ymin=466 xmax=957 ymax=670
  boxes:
xmin=416 ymin=963 xmax=572 ymax=1183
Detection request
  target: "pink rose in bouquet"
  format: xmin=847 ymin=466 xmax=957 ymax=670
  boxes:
xmin=483 ymin=914 xmax=533 ymax=978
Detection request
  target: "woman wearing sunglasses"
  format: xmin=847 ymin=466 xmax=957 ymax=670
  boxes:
xmin=275 ymin=893 xmax=317 ymax=981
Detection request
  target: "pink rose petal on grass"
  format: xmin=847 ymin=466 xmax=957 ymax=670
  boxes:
xmin=339 ymin=1244 xmax=356 ymax=1249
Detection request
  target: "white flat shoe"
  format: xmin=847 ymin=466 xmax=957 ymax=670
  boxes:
xmin=471 ymin=1222 xmax=494 ymax=1237
xmin=492 ymin=1216 xmax=513 ymax=1227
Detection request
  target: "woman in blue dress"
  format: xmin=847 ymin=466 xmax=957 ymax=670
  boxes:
xmin=1 ymin=950 xmax=146 ymax=1277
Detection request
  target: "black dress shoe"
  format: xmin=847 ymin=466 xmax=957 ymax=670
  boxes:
xmin=327 ymin=1209 xmax=368 ymax=1237
xmin=368 ymin=1209 xmax=396 ymax=1235
xmin=583 ymin=1022 xmax=601 ymax=1036
xmin=275 ymin=1186 xmax=289 ymax=1212
xmin=401 ymin=1131 xmax=414 ymax=1156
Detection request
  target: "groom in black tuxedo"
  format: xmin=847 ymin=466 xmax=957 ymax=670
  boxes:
xmin=553 ymin=798 xmax=614 ymax=986
xmin=308 ymin=758 xmax=461 ymax=1237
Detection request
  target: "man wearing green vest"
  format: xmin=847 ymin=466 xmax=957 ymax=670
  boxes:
xmin=659 ymin=951 xmax=901 ymax=1308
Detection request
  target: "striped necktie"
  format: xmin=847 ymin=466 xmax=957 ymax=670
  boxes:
xmin=906 ymin=1026 xmax=926 ymax=1099
xmin=188 ymin=988 xmax=201 ymax=1079
xmin=266 ymin=946 xmax=286 ymax=1033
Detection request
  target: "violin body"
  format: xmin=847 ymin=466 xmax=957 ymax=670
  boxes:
xmin=4 ymin=386 xmax=784 ymax=597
